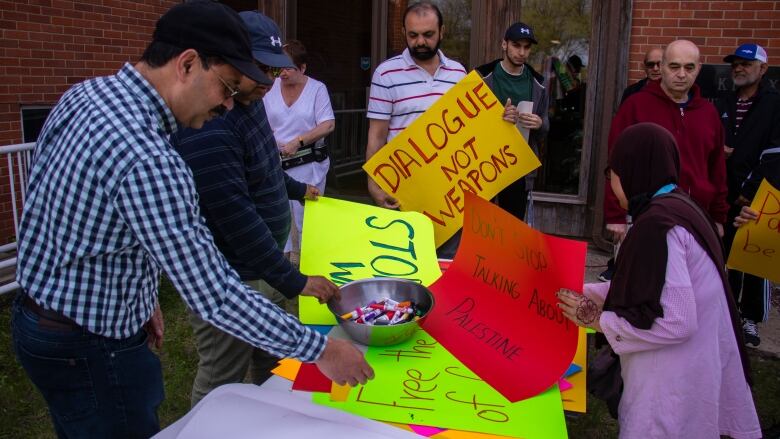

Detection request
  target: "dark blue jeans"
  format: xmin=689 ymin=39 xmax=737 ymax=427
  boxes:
xmin=11 ymin=295 xmax=164 ymax=438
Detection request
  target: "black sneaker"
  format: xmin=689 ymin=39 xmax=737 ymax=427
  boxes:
xmin=742 ymin=319 xmax=761 ymax=347
xmin=598 ymin=258 xmax=615 ymax=282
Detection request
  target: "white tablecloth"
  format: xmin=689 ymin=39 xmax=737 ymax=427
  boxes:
xmin=154 ymin=377 xmax=421 ymax=439
xmin=154 ymin=325 xmax=419 ymax=439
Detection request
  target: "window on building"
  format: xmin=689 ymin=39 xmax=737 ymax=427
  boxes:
xmin=386 ymin=0 xmax=471 ymax=68
xmin=21 ymin=106 xmax=52 ymax=143
xmin=521 ymin=0 xmax=591 ymax=195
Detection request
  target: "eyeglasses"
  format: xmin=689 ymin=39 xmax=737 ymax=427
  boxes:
xmin=257 ymin=64 xmax=283 ymax=78
xmin=644 ymin=61 xmax=661 ymax=68
xmin=215 ymin=73 xmax=239 ymax=99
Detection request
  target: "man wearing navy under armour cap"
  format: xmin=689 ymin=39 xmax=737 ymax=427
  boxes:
xmin=242 ymin=12 xmax=295 ymax=67
xmin=172 ymin=11 xmax=366 ymax=407
xmin=717 ymin=43 xmax=780 ymax=348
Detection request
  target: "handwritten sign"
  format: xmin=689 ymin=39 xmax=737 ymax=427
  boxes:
xmin=313 ymin=329 xmax=567 ymax=438
xmin=363 ymin=71 xmax=541 ymax=247
xmin=299 ymin=197 xmax=441 ymax=324
xmin=421 ymin=192 xmax=586 ymax=402
xmin=727 ymin=179 xmax=780 ymax=283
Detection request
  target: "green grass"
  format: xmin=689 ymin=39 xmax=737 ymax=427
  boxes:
xmin=1 ymin=282 xmax=778 ymax=438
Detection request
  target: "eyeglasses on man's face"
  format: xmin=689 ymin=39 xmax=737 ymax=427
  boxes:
xmin=257 ymin=64 xmax=283 ymax=78
xmin=644 ymin=61 xmax=661 ymax=69
xmin=215 ymin=73 xmax=239 ymax=99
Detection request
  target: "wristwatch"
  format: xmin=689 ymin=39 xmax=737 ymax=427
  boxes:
xmin=298 ymin=136 xmax=305 ymax=148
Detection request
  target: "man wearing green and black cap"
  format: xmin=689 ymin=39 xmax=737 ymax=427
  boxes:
xmin=11 ymin=2 xmax=372 ymax=437
xmin=476 ymin=22 xmax=549 ymax=222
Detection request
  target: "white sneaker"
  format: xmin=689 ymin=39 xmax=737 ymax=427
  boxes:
xmin=742 ymin=319 xmax=760 ymax=347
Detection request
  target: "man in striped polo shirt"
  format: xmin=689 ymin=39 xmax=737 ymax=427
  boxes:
xmin=365 ymin=1 xmax=467 ymax=211
xmin=717 ymin=43 xmax=780 ymax=347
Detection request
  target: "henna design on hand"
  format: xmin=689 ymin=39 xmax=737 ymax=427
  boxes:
xmin=575 ymin=297 xmax=600 ymax=325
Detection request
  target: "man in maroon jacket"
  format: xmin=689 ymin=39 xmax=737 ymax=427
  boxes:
xmin=604 ymin=39 xmax=728 ymax=242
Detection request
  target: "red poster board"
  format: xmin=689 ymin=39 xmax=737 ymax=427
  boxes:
xmin=421 ymin=192 xmax=586 ymax=402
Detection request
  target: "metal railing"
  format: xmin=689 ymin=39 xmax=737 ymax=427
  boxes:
xmin=0 ymin=114 xmax=369 ymax=295
xmin=326 ymin=109 xmax=368 ymax=180
xmin=0 ymin=142 xmax=34 ymax=294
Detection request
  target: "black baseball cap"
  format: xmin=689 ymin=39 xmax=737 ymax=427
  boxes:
xmin=153 ymin=1 xmax=266 ymax=85
xmin=504 ymin=22 xmax=538 ymax=44
xmin=239 ymin=11 xmax=296 ymax=74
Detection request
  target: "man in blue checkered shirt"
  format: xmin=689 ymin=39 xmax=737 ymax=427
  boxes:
xmin=10 ymin=3 xmax=373 ymax=437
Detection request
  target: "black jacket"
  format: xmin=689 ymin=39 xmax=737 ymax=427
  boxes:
xmin=715 ymin=83 xmax=780 ymax=202
xmin=620 ymin=78 xmax=648 ymax=105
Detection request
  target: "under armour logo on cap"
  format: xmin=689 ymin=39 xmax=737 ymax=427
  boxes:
xmin=504 ymin=21 xmax=538 ymax=44
xmin=238 ymin=10 xmax=295 ymax=74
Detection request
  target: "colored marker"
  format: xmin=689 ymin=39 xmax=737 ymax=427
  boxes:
xmin=362 ymin=309 xmax=382 ymax=323
xmin=368 ymin=303 xmax=410 ymax=312
xmin=373 ymin=314 xmax=392 ymax=325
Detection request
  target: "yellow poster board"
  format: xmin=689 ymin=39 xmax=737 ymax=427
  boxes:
xmin=561 ymin=327 xmax=587 ymax=413
xmin=299 ymin=197 xmax=441 ymax=324
xmin=727 ymin=179 xmax=780 ymax=283
xmin=363 ymin=71 xmax=541 ymax=246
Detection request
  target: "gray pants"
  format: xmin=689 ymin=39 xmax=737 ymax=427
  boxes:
xmin=189 ymin=279 xmax=289 ymax=407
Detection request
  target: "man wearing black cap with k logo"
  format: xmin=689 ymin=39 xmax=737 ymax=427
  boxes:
xmin=11 ymin=2 xmax=372 ymax=437
xmin=476 ymin=22 xmax=550 ymax=223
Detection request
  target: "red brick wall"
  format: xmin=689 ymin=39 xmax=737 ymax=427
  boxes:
xmin=388 ymin=0 xmax=408 ymax=56
xmin=628 ymin=1 xmax=780 ymax=83
xmin=0 ymin=0 xmax=177 ymax=242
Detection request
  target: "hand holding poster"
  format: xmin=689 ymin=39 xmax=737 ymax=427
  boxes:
xmin=727 ymin=179 xmax=780 ymax=283
xmin=363 ymin=71 xmax=541 ymax=247
xmin=299 ymin=197 xmax=441 ymax=324
xmin=421 ymin=193 xmax=587 ymax=402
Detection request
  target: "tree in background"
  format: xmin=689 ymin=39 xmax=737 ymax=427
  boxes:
xmin=521 ymin=0 xmax=590 ymax=71
xmin=431 ymin=0 xmax=471 ymax=68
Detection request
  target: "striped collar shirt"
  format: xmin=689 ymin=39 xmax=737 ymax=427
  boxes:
xmin=17 ymin=63 xmax=325 ymax=361
xmin=368 ymin=48 xmax=466 ymax=141
xmin=734 ymin=95 xmax=755 ymax=131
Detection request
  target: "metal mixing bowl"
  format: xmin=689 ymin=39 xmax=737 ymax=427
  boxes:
xmin=327 ymin=278 xmax=434 ymax=346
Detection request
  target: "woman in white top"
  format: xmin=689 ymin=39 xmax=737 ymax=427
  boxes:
xmin=264 ymin=40 xmax=335 ymax=254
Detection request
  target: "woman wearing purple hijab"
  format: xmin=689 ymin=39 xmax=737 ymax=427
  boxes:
xmin=558 ymin=123 xmax=761 ymax=438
